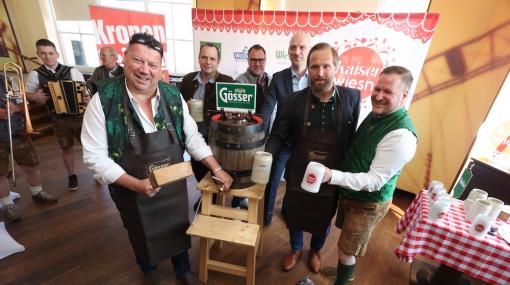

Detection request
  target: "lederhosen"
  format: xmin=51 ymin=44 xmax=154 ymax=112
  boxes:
xmin=109 ymin=89 xmax=190 ymax=265
xmin=282 ymin=88 xmax=344 ymax=236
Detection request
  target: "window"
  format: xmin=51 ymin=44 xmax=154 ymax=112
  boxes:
xmin=55 ymin=20 xmax=100 ymax=67
xmin=53 ymin=0 xmax=194 ymax=75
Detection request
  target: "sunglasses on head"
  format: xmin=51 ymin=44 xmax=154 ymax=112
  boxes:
xmin=130 ymin=34 xmax=163 ymax=56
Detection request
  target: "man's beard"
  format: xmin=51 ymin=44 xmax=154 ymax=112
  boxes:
xmin=311 ymin=78 xmax=332 ymax=93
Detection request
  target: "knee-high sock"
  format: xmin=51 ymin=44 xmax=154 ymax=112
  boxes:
xmin=335 ymin=263 xmax=355 ymax=285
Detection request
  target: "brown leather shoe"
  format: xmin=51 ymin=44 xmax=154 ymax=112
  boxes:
xmin=308 ymin=250 xmax=321 ymax=273
xmin=282 ymin=250 xmax=302 ymax=271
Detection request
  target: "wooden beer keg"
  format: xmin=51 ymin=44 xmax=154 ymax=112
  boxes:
xmin=208 ymin=113 xmax=265 ymax=188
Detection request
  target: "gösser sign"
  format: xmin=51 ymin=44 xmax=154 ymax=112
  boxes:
xmin=216 ymin=82 xmax=256 ymax=113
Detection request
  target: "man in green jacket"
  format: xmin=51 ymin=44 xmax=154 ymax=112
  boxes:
xmin=321 ymin=66 xmax=418 ymax=285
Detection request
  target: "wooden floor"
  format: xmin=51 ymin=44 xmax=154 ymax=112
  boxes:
xmin=0 ymin=136 xmax=417 ymax=285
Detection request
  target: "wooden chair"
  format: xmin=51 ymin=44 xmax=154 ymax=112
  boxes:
xmin=186 ymin=173 xmax=265 ymax=285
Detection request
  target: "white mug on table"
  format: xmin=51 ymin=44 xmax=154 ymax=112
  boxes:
xmin=467 ymin=188 xmax=488 ymax=201
xmin=466 ymin=199 xmax=492 ymax=222
xmin=428 ymin=200 xmax=450 ymax=223
xmin=487 ymin=197 xmax=504 ymax=221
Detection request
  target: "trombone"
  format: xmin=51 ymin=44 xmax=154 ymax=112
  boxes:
xmin=3 ymin=62 xmax=35 ymax=186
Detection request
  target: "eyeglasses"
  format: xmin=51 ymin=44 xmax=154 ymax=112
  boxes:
xmin=249 ymin=58 xmax=266 ymax=64
xmin=129 ymin=34 xmax=163 ymax=56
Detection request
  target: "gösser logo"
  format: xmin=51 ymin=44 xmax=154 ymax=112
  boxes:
xmin=219 ymin=87 xmax=254 ymax=104
xmin=306 ymin=174 xmax=316 ymax=184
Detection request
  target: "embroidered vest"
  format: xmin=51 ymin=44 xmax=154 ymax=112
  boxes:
xmin=98 ymin=76 xmax=185 ymax=163
xmin=339 ymin=108 xmax=417 ymax=203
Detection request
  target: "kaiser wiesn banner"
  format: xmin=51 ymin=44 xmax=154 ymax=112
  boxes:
xmin=192 ymin=9 xmax=439 ymax=120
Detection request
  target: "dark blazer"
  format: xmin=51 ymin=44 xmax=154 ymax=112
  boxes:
xmin=259 ymin=68 xmax=293 ymax=132
xmin=179 ymin=71 xmax=234 ymax=136
xmin=266 ymin=85 xmax=361 ymax=162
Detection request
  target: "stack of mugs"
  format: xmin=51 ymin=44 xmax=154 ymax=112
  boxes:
xmin=463 ymin=188 xmax=505 ymax=238
xmin=427 ymin=180 xmax=451 ymax=223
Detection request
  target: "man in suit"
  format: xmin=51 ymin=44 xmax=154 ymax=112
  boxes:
xmin=260 ymin=32 xmax=311 ymax=226
xmin=180 ymin=43 xmax=234 ymax=182
xmin=266 ymin=42 xmax=360 ymax=273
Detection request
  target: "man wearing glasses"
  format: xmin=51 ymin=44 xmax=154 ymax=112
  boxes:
xmin=235 ymin=44 xmax=270 ymax=114
xmin=180 ymin=43 xmax=234 ymax=184
xmin=231 ymin=44 xmax=271 ymax=208
xmin=81 ymin=33 xmax=232 ymax=284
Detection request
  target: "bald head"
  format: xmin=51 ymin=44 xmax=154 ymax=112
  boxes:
xmin=288 ymin=32 xmax=311 ymax=71
xmin=100 ymin=47 xmax=118 ymax=69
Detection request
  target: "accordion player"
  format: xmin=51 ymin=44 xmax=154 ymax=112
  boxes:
xmin=44 ymin=80 xmax=87 ymax=115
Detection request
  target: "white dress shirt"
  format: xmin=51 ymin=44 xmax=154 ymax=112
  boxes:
xmin=25 ymin=65 xmax=86 ymax=93
xmin=290 ymin=68 xmax=309 ymax=92
xmin=329 ymin=128 xmax=417 ymax=192
xmin=81 ymin=83 xmax=213 ymax=185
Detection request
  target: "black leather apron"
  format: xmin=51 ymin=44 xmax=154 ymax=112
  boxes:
xmin=109 ymin=90 xmax=190 ymax=265
xmin=283 ymin=89 xmax=343 ymax=236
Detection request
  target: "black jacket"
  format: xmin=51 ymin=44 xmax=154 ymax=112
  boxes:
xmin=259 ymin=68 xmax=293 ymax=132
xmin=179 ymin=71 xmax=234 ymax=136
xmin=266 ymin=85 xmax=361 ymax=161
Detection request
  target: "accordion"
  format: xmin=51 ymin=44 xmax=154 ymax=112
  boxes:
xmin=45 ymin=80 xmax=87 ymax=115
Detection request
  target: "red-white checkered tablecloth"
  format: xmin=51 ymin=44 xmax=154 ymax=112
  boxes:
xmin=394 ymin=190 xmax=510 ymax=285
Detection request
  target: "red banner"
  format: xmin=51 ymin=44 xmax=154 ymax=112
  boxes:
xmin=89 ymin=6 xmax=167 ymax=63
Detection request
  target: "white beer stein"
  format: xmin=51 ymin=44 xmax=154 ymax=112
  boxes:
xmin=466 ymin=199 xmax=492 ymax=222
xmin=487 ymin=197 xmax=504 ymax=221
xmin=428 ymin=200 xmax=450 ymax=223
xmin=466 ymin=188 xmax=488 ymax=201
xmin=189 ymin=99 xmax=204 ymax=122
xmin=301 ymin=162 xmax=325 ymax=193
xmin=469 ymin=213 xmax=492 ymax=238
xmin=250 ymin=151 xmax=273 ymax=184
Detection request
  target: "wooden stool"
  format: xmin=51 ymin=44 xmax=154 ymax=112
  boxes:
xmin=186 ymin=173 xmax=265 ymax=285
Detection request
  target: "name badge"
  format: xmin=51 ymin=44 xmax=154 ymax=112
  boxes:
xmin=146 ymin=157 xmax=172 ymax=177
xmin=307 ymin=150 xmax=328 ymax=162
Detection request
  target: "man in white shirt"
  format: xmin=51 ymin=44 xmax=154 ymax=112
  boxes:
xmin=320 ymin=66 xmax=418 ymax=285
xmin=81 ymin=33 xmax=232 ymax=284
xmin=25 ymin=39 xmax=88 ymax=191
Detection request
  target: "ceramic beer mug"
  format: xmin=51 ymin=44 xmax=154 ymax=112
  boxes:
xmin=427 ymin=180 xmax=443 ymax=199
xmin=469 ymin=213 xmax=492 ymax=238
xmin=466 ymin=199 xmax=492 ymax=222
xmin=250 ymin=151 xmax=273 ymax=184
xmin=428 ymin=200 xmax=450 ymax=223
xmin=487 ymin=197 xmax=504 ymax=221
xmin=466 ymin=188 xmax=488 ymax=201
xmin=189 ymin=99 xmax=203 ymax=122
xmin=429 ymin=184 xmax=446 ymax=202
xmin=301 ymin=162 xmax=325 ymax=193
